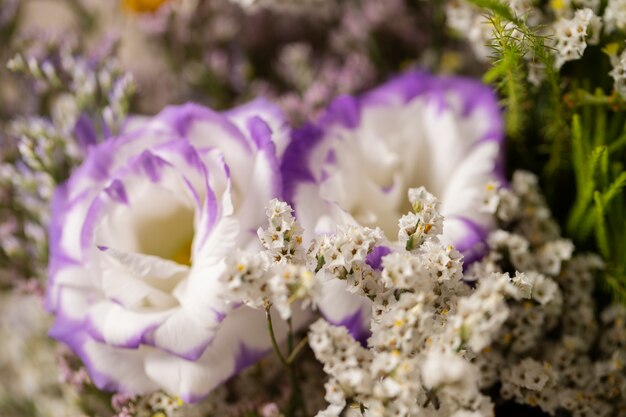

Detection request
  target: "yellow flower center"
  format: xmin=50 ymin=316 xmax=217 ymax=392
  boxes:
xmin=122 ymin=0 xmax=170 ymax=13
xmin=170 ymin=238 xmax=193 ymax=266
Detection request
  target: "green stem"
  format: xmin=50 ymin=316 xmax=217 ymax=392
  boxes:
xmin=287 ymin=336 xmax=309 ymax=365
xmin=264 ymin=305 xmax=308 ymax=416
xmin=287 ymin=318 xmax=294 ymax=353
xmin=264 ymin=303 xmax=289 ymax=368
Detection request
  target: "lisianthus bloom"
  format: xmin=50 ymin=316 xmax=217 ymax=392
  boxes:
xmin=46 ymin=100 xmax=299 ymax=401
xmin=282 ymin=70 xmax=504 ymax=330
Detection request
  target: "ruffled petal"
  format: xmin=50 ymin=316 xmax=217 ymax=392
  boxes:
xmin=86 ymin=301 xmax=171 ymax=348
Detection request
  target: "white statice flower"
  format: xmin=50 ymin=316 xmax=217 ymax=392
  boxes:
xmin=487 ymin=230 xmax=533 ymax=271
xmin=222 ymin=250 xmax=271 ymax=309
xmin=267 ymin=264 xmax=318 ymax=320
xmin=380 ymin=252 xmax=426 ymax=291
xmin=222 ymin=251 xmax=317 ymax=320
xmin=481 ymin=181 xmax=521 ymax=223
xmin=450 ymin=411 xmax=486 ymax=417
xmin=610 ymin=49 xmax=626 ymax=98
xmin=312 ymin=225 xmax=384 ymax=280
xmin=445 ymin=1 xmax=494 ymax=61
xmin=501 ymin=359 xmax=558 ymax=412
xmin=551 ymin=8 xmax=602 ymax=69
xmin=369 ymin=292 xmax=432 ymax=354
xmin=507 ymin=0 xmax=537 ymax=17
xmin=311 ymin=224 xmax=385 ymax=328
xmin=511 ymin=359 xmax=553 ymax=391
xmin=421 ymin=350 xmax=479 ymax=401
xmin=308 ymin=319 xmax=373 ymax=393
xmin=316 ymin=379 xmax=348 ymax=417
xmin=604 ymin=0 xmax=626 ymax=33
xmin=535 ymin=239 xmax=574 ymax=276
xmin=258 ymin=198 xmax=305 ymax=264
xmin=308 ymin=168 xmax=626 ymax=417
xmin=481 ymin=181 xmax=502 ymax=216
xmin=530 ymin=273 xmax=561 ymax=306
xmin=527 ymin=60 xmax=548 ymax=87
xmin=399 ymin=187 xmax=444 ymax=251
xmin=580 ymin=0 xmax=602 ymax=10
xmin=510 ymin=271 xmax=535 ymax=300
xmin=420 ymin=241 xmax=464 ymax=285
xmin=367 ymin=351 xmax=423 ymax=416
xmin=450 ymin=273 xmax=512 ymax=352
xmin=510 ymin=271 xmax=561 ymax=306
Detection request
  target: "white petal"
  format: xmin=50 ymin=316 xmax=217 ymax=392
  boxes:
xmin=315 ymin=273 xmax=371 ymax=327
xmin=144 ymin=305 xmax=311 ymax=402
xmin=81 ymin=338 xmax=159 ymax=394
xmin=86 ymin=301 xmax=171 ymax=348
xmin=98 ymin=246 xmax=189 ymax=279
xmin=148 ymin=308 xmax=218 ymax=360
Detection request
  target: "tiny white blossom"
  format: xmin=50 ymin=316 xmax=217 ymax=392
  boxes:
xmin=451 ymin=273 xmax=512 ymax=351
xmin=312 ymin=225 xmax=384 ymax=297
xmin=421 ymin=350 xmax=479 ymax=400
xmin=399 ymin=187 xmax=444 ymax=251
xmin=610 ymin=49 xmax=626 ymax=98
xmin=536 ymin=239 xmax=574 ymax=276
xmin=268 ymin=264 xmax=318 ymax=320
xmin=551 ymin=8 xmax=601 ymax=69
xmin=604 ymin=0 xmax=626 ymax=33
xmin=258 ymin=199 xmax=305 ymax=264
xmin=221 ymin=250 xmax=270 ymax=308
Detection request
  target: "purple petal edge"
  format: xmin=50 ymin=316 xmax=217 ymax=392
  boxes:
xmin=365 ymin=246 xmax=393 ymax=271
xmin=326 ymin=309 xmax=370 ymax=346
xmin=281 ymin=69 xmax=505 ymax=204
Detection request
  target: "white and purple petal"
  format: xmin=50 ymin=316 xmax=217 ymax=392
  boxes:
xmin=47 ymin=100 xmax=289 ymax=401
xmin=282 ymin=70 xmax=504 ymax=335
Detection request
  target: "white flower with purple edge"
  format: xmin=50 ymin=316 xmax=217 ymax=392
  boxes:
xmin=45 ymin=99 xmax=307 ymax=402
xmin=281 ymin=70 xmax=504 ymax=337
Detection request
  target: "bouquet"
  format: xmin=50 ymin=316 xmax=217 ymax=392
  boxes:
xmin=1 ymin=1 xmax=626 ymax=417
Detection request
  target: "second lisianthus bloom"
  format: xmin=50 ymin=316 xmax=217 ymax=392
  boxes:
xmin=282 ymin=70 xmax=504 ymax=328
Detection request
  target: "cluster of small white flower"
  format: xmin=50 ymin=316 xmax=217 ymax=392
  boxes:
xmin=305 ymin=172 xmax=626 ymax=417
xmin=470 ymin=172 xmax=626 ymax=416
xmin=399 ymin=187 xmax=444 ymax=251
xmin=309 ymin=224 xmax=384 ymax=298
xmin=306 ymin=188 xmax=498 ymax=416
xmin=551 ymin=8 xmax=601 ymax=69
xmin=609 ymin=50 xmax=626 ymax=97
xmin=100 ymin=156 xmax=626 ymax=417
xmin=444 ymin=1 xmax=626 ymax=93
xmin=258 ymin=200 xmax=306 ymax=264
xmin=120 ymin=174 xmax=626 ymax=417
xmin=222 ymin=199 xmax=317 ymax=320
xmin=604 ymin=0 xmax=626 ymax=33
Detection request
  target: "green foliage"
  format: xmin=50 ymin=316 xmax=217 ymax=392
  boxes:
xmin=468 ymin=2 xmax=626 ymax=303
